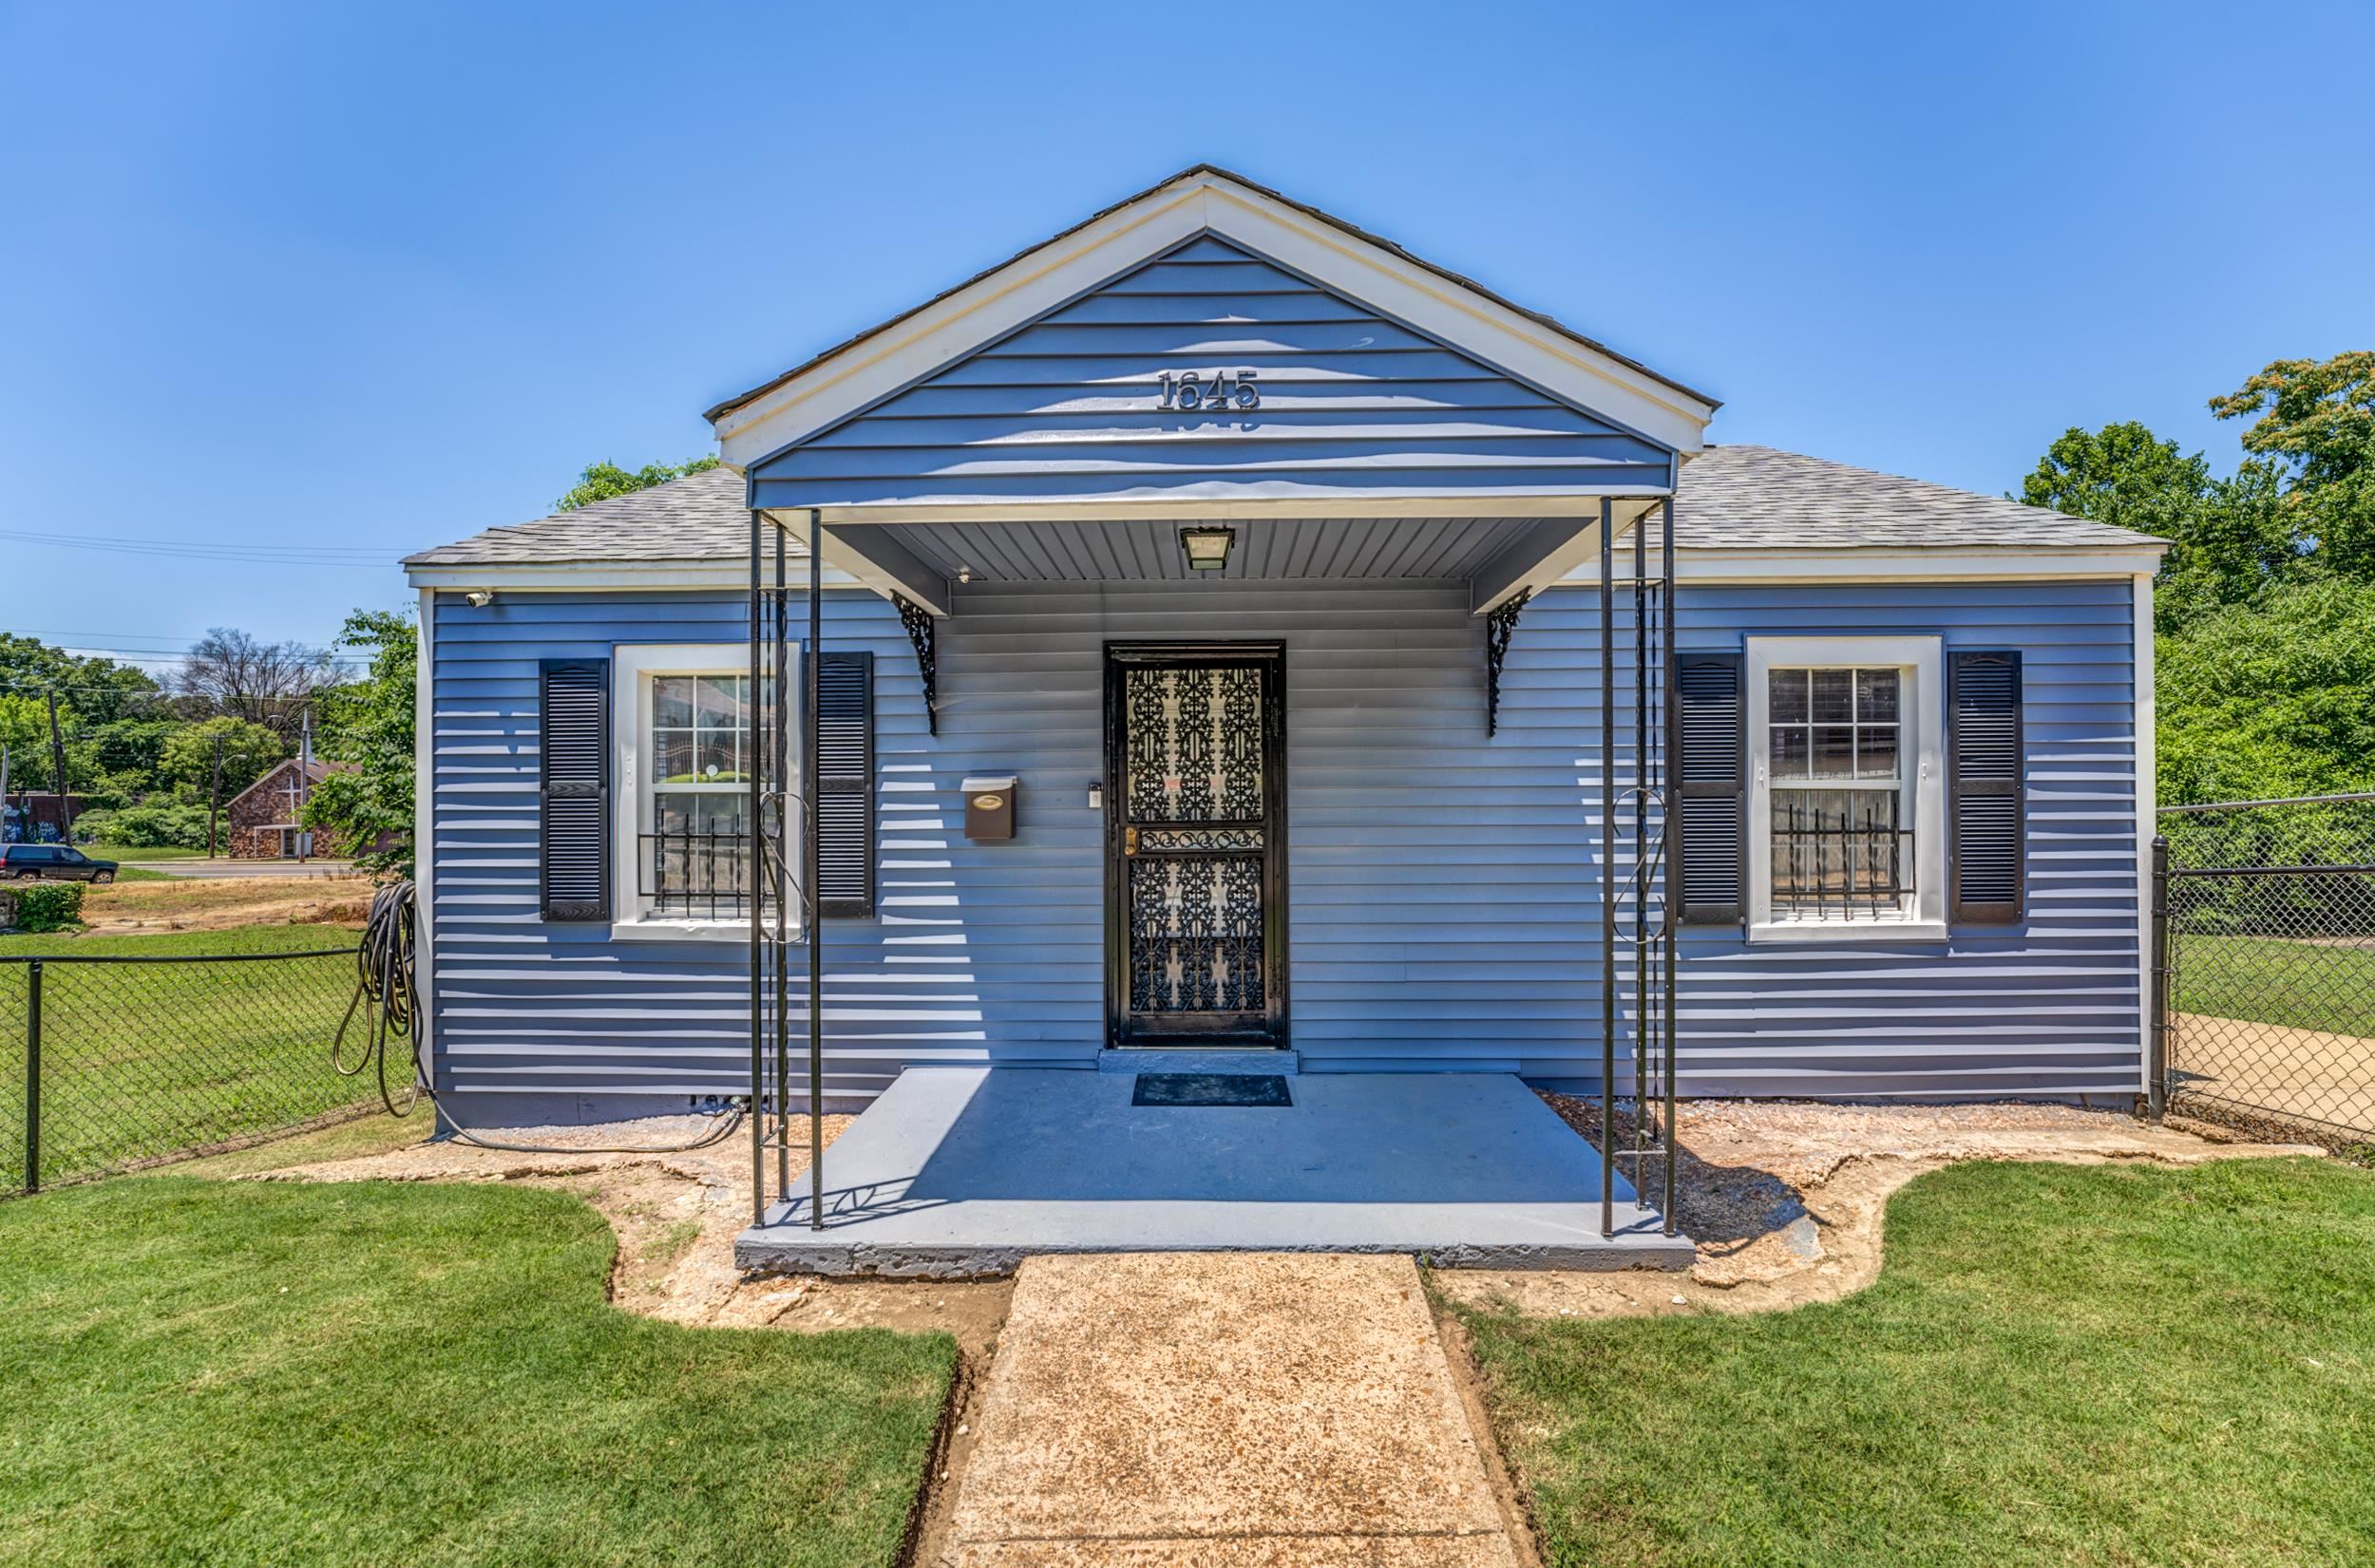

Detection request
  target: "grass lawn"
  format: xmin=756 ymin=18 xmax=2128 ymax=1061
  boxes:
xmin=0 ymin=1179 xmax=956 ymax=1567
xmin=77 ymin=842 xmax=209 ymax=860
xmin=1 ymin=925 xmax=371 ymax=1187
xmin=1459 ymin=1158 xmax=2375 ymax=1567
xmin=2176 ymin=933 xmax=2375 ymax=1037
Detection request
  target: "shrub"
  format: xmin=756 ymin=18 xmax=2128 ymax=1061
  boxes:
xmin=74 ymin=802 xmax=212 ymax=850
xmin=8 ymin=882 xmax=86 ymax=933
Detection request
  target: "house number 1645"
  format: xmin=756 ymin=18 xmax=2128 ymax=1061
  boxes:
xmin=1156 ymin=369 xmax=1260 ymax=410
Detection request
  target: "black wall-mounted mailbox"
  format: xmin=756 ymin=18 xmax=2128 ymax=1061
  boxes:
xmin=962 ymin=776 xmax=1017 ymax=841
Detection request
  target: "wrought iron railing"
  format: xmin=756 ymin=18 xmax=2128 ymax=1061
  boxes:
xmin=637 ymin=828 xmax=752 ymax=919
xmin=1770 ymin=797 xmax=1913 ymax=920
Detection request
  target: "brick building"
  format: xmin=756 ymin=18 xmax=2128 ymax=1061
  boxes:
xmin=223 ymin=757 xmax=355 ymax=859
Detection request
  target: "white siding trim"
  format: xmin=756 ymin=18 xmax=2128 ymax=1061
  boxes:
xmin=2134 ymin=571 xmax=2157 ymax=1092
xmin=608 ymin=642 xmax=801 ymax=943
xmin=1744 ymin=634 xmax=1947 ymax=942
xmin=413 ymin=587 xmax=436 ymax=1090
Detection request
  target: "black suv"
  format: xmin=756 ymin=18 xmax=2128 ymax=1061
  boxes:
xmin=0 ymin=844 xmax=118 ymax=883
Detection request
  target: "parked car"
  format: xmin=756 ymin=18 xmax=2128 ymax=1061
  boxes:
xmin=0 ymin=844 xmax=117 ymax=883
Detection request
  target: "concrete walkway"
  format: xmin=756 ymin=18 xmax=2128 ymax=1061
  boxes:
xmin=940 ymin=1251 xmax=1521 ymax=1566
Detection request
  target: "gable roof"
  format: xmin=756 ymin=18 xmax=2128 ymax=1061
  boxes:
xmin=223 ymin=755 xmax=349 ymax=813
xmin=704 ymin=164 xmax=1720 ymax=428
xmin=405 ymin=444 xmax=2159 ymax=574
xmin=710 ymin=166 xmax=1720 ymax=475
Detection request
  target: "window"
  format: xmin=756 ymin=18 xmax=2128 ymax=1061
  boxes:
xmin=1747 ymin=636 xmax=1945 ymax=941
xmin=610 ymin=646 xmax=792 ymax=937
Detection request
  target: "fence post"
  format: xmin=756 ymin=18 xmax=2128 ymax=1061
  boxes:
xmin=2146 ymin=836 xmax=2170 ymax=1120
xmin=24 ymin=959 xmax=41 ymax=1194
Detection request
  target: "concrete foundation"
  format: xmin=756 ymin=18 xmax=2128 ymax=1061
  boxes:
xmin=737 ymin=1067 xmax=1692 ymax=1277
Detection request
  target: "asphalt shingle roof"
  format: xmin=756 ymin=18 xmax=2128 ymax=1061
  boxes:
xmin=404 ymin=444 xmax=2159 ymax=569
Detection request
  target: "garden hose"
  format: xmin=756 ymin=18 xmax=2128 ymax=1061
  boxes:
xmin=332 ymin=880 xmax=746 ymax=1156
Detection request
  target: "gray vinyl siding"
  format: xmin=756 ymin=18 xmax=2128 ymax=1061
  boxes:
xmin=745 ymin=235 xmax=1673 ymax=512
xmin=423 ymin=576 xmax=2142 ymax=1109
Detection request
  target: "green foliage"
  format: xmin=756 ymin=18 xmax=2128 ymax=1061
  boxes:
xmin=69 ymin=801 xmax=214 ymax=850
xmin=5 ymin=881 xmax=86 ymax=932
xmin=0 ymin=633 xmax=159 ymax=723
xmin=304 ymin=608 xmax=414 ymax=879
xmin=2022 ymin=351 xmax=2375 ymax=807
xmin=158 ymin=715 xmax=286 ymax=799
xmin=554 ymin=453 xmax=719 ymax=511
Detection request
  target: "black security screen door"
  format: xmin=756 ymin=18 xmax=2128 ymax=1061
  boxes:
xmin=1104 ymin=643 xmax=1287 ymax=1048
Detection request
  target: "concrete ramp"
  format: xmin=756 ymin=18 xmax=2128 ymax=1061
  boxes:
xmin=737 ymin=1067 xmax=1689 ymax=1277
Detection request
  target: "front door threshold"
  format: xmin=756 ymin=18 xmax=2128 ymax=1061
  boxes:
xmin=1097 ymin=1048 xmax=1300 ymax=1076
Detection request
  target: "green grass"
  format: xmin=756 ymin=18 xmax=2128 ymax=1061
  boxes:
xmin=0 ymin=1179 xmax=957 ymax=1567
xmin=2176 ymin=933 xmax=2375 ymax=1036
xmin=77 ymin=842 xmax=209 ymax=860
xmin=2 ymin=926 xmax=370 ymax=1186
xmin=1459 ymin=1159 xmax=2375 ymax=1567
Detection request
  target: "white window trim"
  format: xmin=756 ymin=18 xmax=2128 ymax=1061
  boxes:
xmin=609 ymin=643 xmax=799 ymax=943
xmin=1746 ymin=634 xmax=1947 ymax=944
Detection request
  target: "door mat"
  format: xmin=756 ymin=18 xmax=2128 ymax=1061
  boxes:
xmin=1131 ymin=1073 xmax=1292 ymax=1107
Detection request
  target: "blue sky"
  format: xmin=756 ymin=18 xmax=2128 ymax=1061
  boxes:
xmin=3 ymin=1 xmax=2369 ymax=670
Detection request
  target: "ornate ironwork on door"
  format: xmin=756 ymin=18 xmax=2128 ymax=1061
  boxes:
xmin=1107 ymin=650 xmax=1284 ymax=1045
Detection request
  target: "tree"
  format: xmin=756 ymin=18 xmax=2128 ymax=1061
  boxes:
xmin=173 ymin=627 xmax=334 ymax=737
xmin=0 ymin=633 xmax=160 ymax=724
xmin=2156 ymin=577 xmax=2375 ymax=803
xmin=303 ymin=608 xmax=415 ymax=879
xmin=555 ymin=455 xmax=719 ymax=512
xmin=159 ymin=717 xmax=286 ymax=801
xmin=2210 ymin=350 xmax=2375 ymax=580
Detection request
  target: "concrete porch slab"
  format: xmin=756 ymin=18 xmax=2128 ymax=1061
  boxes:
xmin=736 ymin=1067 xmax=1690 ymax=1277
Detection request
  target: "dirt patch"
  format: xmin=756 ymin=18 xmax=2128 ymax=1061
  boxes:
xmin=1430 ymin=1096 xmax=2325 ymax=1321
xmin=260 ymin=1114 xmax=1013 ymax=1356
xmin=80 ymin=874 xmax=374 ymax=935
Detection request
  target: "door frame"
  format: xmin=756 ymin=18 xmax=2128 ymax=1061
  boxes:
xmin=1102 ymin=640 xmax=1290 ymax=1049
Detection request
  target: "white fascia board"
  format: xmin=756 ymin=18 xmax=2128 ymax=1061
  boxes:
xmin=2133 ymin=570 xmax=2157 ymax=1091
xmin=808 ymin=487 xmax=1673 ymax=527
xmin=412 ymin=587 xmax=436 ymax=1087
xmin=715 ymin=170 xmax=1714 ymax=468
xmin=405 ymin=560 xmax=869 ymax=592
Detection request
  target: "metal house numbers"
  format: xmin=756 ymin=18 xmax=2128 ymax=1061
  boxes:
xmin=1155 ymin=369 xmax=1260 ymax=411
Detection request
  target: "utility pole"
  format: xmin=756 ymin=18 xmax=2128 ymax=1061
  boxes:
xmin=208 ymin=731 xmax=225 ymax=859
xmin=296 ymin=708 xmax=313 ymax=862
xmin=46 ymin=690 xmax=73 ymax=844
xmin=0 ymin=744 xmax=10 ymax=842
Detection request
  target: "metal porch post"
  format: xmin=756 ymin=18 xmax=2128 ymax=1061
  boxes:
xmin=749 ymin=509 xmax=766 ymax=1225
xmin=1599 ymin=496 xmax=1616 ymax=1239
xmin=774 ymin=523 xmax=791 ymax=1204
xmin=1660 ymin=496 xmax=1679 ymax=1231
xmin=807 ymin=509 xmax=826 ymax=1228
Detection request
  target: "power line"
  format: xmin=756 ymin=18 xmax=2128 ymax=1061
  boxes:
xmin=0 ymin=527 xmax=408 ymax=566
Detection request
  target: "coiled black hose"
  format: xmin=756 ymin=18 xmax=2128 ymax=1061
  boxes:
xmin=333 ymin=880 xmax=744 ymax=1155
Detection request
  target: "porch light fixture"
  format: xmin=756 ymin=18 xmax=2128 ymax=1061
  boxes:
xmin=1179 ymin=525 xmax=1236 ymax=574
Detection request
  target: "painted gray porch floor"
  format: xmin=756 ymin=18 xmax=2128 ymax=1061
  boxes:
xmin=736 ymin=1067 xmax=1692 ymax=1277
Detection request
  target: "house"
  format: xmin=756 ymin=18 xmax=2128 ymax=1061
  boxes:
xmin=223 ymin=757 xmax=344 ymax=858
xmin=403 ymin=167 xmax=2162 ymax=1269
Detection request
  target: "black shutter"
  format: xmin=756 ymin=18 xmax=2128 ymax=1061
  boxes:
xmin=539 ymin=659 xmax=609 ymax=921
xmin=814 ymin=650 xmax=875 ymax=917
xmin=1676 ymin=651 xmax=1746 ymax=925
xmin=1950 ymin=650 xmax=2024 ymax=923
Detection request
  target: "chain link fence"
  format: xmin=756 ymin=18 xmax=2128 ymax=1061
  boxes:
xmin=2156 ymin=793 xmax=2375 ymax=1149
xmin=2 ymin=945 xmax=379 ymax=1194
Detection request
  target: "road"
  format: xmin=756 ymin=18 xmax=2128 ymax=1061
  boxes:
xmin=121 ymin=858 xmax=360 ymax=880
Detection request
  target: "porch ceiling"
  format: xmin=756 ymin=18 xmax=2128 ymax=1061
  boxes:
xmin=890 ymin=515 xmax=1544 ymax=583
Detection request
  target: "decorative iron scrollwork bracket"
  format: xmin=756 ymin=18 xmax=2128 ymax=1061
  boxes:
xmin=1485 ymin=589 xmax=1530 ymax=737
xmin=894 ymin=594 xmax=938 ymax=735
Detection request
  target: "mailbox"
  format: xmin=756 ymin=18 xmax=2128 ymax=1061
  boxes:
xmin=962 ymin=776 xmax=1018 ymax=841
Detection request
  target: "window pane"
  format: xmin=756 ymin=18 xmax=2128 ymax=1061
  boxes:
xmin=649 ymin=793 xmax=749 ymax=917
xmin=652 ymin=677 xmax=694 ymax=727
xmin=1811 ymin=726 xmax=1856 ymax=779
xmin=694 ymin=675 xmax=746 ymax=727
xmin=1857 ymin=724 xmax=1899 ymax=781
xmin=1770 ymin=725 xmax=1809 ymax=777
xmin=1769 ymin=786 xmax=1910 ymax=919
xmin=1769 ymin=669 xmax=1809 ymax=725
xmin=1810 ymin=668 xmax=1853 ymax=724
xmin=694 ymin=734 xmax=740 ymax=782
xmin=654 ymin=729 xmax=696 ymax=783
xmin=1855 ymin=669 xmax=1899 ymax=723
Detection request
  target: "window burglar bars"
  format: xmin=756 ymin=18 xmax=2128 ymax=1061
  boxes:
xmin=1770 ymin=796 xmax=1914 ymax=921
xmin=637 ymin=826 xmax=752 ymax=919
